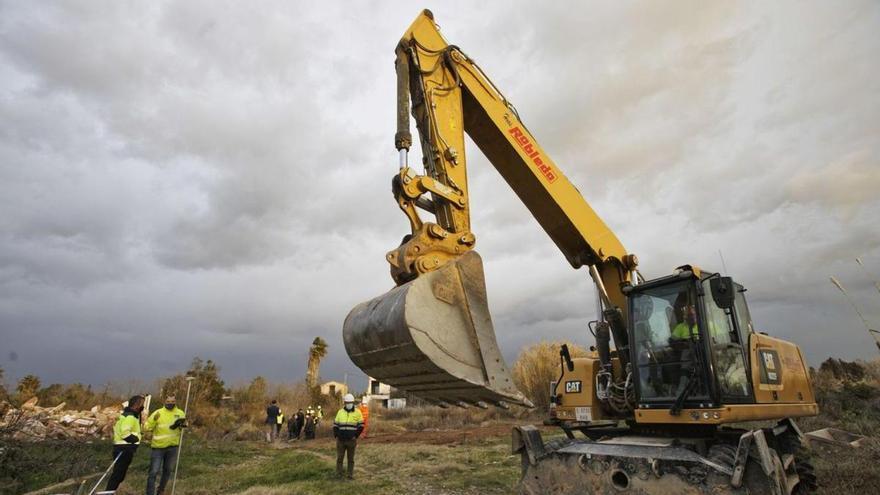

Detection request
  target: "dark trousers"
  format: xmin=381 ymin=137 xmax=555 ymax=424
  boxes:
xmin=287 ymin=421 xmax=300 ymax=439
xmin=146 ymin=446 xmax=177 ymax=495
xmin=106 ymin=444 xmax=137 ymax=491
xmin=336 ymin=438 xmax=357 ymax=478
xmin=287 ymin=421 xmax=302 ymax=440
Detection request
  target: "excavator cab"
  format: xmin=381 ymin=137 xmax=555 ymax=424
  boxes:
xmin=628 ymin=269 xmax=753 ymax=413
xmin=552 ymin=266 xmax=815 ymax=426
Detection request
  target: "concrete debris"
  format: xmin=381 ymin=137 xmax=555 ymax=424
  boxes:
xmin=0 ymin=397 xmax=120 ymax=441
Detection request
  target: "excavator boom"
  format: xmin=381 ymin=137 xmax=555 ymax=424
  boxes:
xmin=343 ymin=10 xmax=636 ymax=407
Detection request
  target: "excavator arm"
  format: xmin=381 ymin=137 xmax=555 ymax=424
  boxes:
xmin=391 ymin=10 xmax=636 ymax=308
xmin=344 ymin=10 xmax=637 ymax=407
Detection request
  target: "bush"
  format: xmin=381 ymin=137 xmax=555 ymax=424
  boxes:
xmin=808 ymin=358 xmax=880 ymax=436
xmin=511 ymin=341 xmax=590 ymax=410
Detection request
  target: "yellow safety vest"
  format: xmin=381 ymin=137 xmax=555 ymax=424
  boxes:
xmin=113 ymin=411 xmax=141 ymax=445
xmin=145 ymin=407 xmax=186 ymax=448
xmin=276 ymin=412 xmax=284 ymax=425
xmin=333 ymin=408 xmax=364 ymax=441
xmin=671 ymin=321 xmax=724 ymax=340
xmin=671 ymin=322 xmax=699 ymax=340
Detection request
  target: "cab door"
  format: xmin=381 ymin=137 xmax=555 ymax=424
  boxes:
xmin=702 ymin=279 xmax=753 ymax=402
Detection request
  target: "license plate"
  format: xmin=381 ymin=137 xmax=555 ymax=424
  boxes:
xmin=575 ymin=407 xmax=592 ymax=422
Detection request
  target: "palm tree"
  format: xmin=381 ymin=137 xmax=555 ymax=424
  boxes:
xmin=306 ymin=337 xmax=328 ymax=389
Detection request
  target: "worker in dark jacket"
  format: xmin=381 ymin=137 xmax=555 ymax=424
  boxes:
xmin=265 ymin=400 xmax=280 ymax=443
xmin=288 ymin=408 xmax=305 ymax=440
xmin=303 ymin=413 xmax=316 ymax=440
xmin=105 ymin=395 xmax=144 ymax=492
xmin=333 ymin=394 xmax=364 ymax=479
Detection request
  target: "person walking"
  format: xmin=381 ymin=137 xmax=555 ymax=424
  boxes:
xmin=105 ymin=395 xmax=144 ymax=492
xmin=333 ymin=394 xmax=364 ymax=480
xmin=144 ymin=395 xmax=187 ymax=495
xmin=265 ymin=400 xmax=280 ymax=443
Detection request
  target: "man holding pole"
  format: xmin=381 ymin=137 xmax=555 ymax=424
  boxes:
xmin=104 ymin=395 xmax=145 ymax=492
xmin=145 ymin=395 xmax=187 ymax=495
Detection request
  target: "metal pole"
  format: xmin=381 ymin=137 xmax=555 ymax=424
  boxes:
xmin=170 ymin=376 xmax=195 ymax=495
xmin=88 ymin=451 xmax=123 ymax=495
xmin=830 ymin=276 xmax=880 ymax=353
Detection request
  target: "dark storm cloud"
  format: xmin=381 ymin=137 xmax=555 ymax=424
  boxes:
xmin=1 ymin=1 xmax=878 ymax=389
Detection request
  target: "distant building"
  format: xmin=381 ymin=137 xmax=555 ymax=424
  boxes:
xmin=363 ymin=377 xmax=393 ymax=407
xmin=387 ymin=398 xmax=407 ymax=409
xmin=320 ymin=381 xmax=348 ymax=397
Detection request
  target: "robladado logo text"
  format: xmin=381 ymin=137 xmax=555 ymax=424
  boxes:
xmin=508 ymin=126 xmax=558 ymax=183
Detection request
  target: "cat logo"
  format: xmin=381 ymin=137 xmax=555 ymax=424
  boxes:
xmin=763 ymin=352 xmax=776 ymax=370
xmin=565 ymin=380 xmax=582 ymax=393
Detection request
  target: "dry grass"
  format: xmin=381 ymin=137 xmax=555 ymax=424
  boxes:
xmin=511 ymin=340 xmax=590 ymax=410
xmin=369 ymin=405 xmax=538 ymax=436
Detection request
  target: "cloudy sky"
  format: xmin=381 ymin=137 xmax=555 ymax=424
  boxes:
xmin=2 ymin=1 xmax=878 ymax=392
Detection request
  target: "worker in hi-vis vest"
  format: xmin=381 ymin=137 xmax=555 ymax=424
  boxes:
xmin=333 ymin=394 xmax=364 ymax=479
xmin=276 ymin=411 xmax=284 ymax=438
xmin=145 ymin=395 xmax=187 ymax=495
xmin=106 ymin=395 xmax=145 ymax=492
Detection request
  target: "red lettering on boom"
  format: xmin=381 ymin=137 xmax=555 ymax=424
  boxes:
xmin=508 ymin=127 xmax=558 ymax=183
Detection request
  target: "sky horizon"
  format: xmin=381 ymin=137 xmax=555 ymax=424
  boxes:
xmin=2 ymin=1 xmax=879 ymax=393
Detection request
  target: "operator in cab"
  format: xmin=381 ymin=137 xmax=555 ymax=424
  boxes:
xmin=670 ymin=303 xmax=699 ymax=341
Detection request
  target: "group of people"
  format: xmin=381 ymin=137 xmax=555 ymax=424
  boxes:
xmin=265 ymin=394 xmax=369 ymax=479
xmin=106 ymin=394 xmax=188 ymax=494
xmin=264 ymin=400 xmax=324 ymax=442
xmin=104 ymin=392 xmax=369 ymax=491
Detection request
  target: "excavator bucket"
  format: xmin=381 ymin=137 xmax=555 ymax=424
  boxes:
xmin=343 ymin=251 xmax=533 ymax=408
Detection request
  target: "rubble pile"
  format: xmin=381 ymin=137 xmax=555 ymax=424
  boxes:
xmin=0 ymin=397 xmax=120 ymax=441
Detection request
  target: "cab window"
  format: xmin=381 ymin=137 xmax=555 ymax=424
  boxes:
xmin=702 ymin=279 xmax=750 ymax=398
xmin=631 ymin=282 xmax=707 ymax=401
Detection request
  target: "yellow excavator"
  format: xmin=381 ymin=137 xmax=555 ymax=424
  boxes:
xmin=344 ymin=10 xmax=819 ymax=494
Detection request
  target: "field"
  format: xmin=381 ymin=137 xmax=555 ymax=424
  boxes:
xmin=6 ymin=404 xmax=879 ymax=495
xmin=14 ymin=411 xmax=535 ymax=495
xmin=4 ymin=359 xmax=879 ymax=494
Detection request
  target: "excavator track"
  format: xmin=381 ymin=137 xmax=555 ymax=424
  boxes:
xmin=513 ymin=425 xmax=814 ymax=495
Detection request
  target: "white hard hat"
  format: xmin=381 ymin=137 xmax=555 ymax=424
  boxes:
xmin=343 ymin=393 xmax=355 ymax=403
